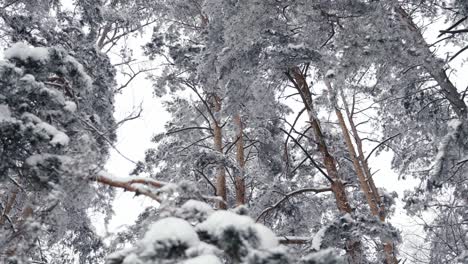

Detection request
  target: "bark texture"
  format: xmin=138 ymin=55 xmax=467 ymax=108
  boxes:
xmin=325 ymin=78 xmax=398 ymax=264
xmin=212 ymin=95 xmax=227 ymax=209
xmin=395 ymin=5 xmax=467 ymax=119
xmin=234 ymin=114 xmax=246 ymax=206
xmin=289 ymin=67 xmax=362 ymax=263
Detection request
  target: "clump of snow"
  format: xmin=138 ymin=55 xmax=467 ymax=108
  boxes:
xmin=447 ymin=119 xmax=462 ymax=130
xmin=288 ymin=43 xmax=305 ymax=49
xmin=0 ymin=104 xmax=12 ymax=122
xmin=5 ymin=43 xmax=50 ymax=62
xmin=430 ymin=118 xmax=463 ymax=178
xmin=142 ymin=217 xmax=200 ymax=248
xmin=303 ymin=248 xmax=344 ymax=263
xmin=20 ymin=74 xmax=35 ymax=83
xmin=178 ymin=200 xmax=215 ymax=224
xmin=183 ymin=255 xmax=222 ymax=264
xmin=35 ymin=122 xmax=70 ymax=146
xmin=253 ymin=224 xmax=279 ymax=249
xmin=25 ymin=154 xmax=71 ymax=167
xmin=106 ymin=248 xmax=134 ymax=263
xmin=64 ymin=55 xmax=93 ymax=88
xmin=21 ymin=112 xmax=42 ymax=123
xmin=121 ymin=253 xmax=139 ymax=264
xmin=25 ymin=154 xmax=46 ymax=167
xmin=197 ymin=210 xmax=278 ymax=249
xmin=185 ymin=242 xmax=222 ymax=258
xmin=158 ymin=182 xmax=179 ymax=195
xmin=341 ymin=213 xmax=354 ymax=224
xmin=325 ymin=69 xmax=335 ymax=78
xmin=63 ymin=101 xmax=77 ymax=112
xmin=182 ymin=200 xmax=214 ymax=215
xmin=197 ymin=210 xmax=254 ymax=237
xmin=39 ymin=86 xmax=66 ymax=104
xmin=312 ymin=226 xmax=328 ymax=251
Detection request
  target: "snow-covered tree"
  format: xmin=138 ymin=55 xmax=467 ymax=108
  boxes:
xmin=107 ymin=198 xmax=344 ymax=264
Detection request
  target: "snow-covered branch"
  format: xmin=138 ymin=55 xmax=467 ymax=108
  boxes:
xmin=92 ymin=173 xmax=166 ymax=202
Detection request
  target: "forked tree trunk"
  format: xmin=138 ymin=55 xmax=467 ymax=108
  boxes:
xmin=340 ymin=90 xmax=398 ymax=264
xmin=289 ymin=67 xmax=362 ymax=263
xmin=325 ymin=79 xmax=380 ymax=215
xmin=325 ymin=78 xmax=398 ymax=264
xmin=212 ymin=95 xmax=227 ymax=209
xmin=338 ymin=89 xmax=386 ymax=220
xmin=234 ymin=114 xmax=246 ymax=206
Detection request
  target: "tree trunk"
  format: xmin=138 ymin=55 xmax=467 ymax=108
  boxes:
xmin=325 ymin=79 xmax=398 ymax=264
xmin=339 ymin=89 xmax=386 ymax=220
xmin=395 ymin=5 xmax=467 ymax=119
xmin=213 ymin=95 xmax=227 ymax=209
xmin=0 ymin=189 xmax=18 ymax=225
xmin=289 ymin=67 xmax=362 ymax=263
xmin=234 ymin=113 xmax=246 ymax=206
xmin=325 ymin=78 xmax=380 ymax=216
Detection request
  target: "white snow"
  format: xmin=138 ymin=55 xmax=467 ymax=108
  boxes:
xmin=63 ymin=101 xmax=77 ymax=112
xmin=183 ymin=255 xmax=221 ymax=264
xmin=21 ymin=112 xmax=42 ymax=123
xmin=197 ymin=210 xmax=254 ymax=237
xmin=311 ymin=226 xmax=328 ymax=251
xmin=40 ymin=86 xmax=66 ymax=104
xmin=142 ymin=217 xmax=200 ymax=247
xmin=304 ymin=248 xmax=341 ymax=262
xmin=341 ymin=213 xmax=354 ymax=223
xmin=325 ymin=69 xmax=335 ymax=78
xmin=447 ymin=119 xmax=462 ymax=130
xmin=158 ymin=182 xmax=179 ymax=194
xmin=121 ymin=253 xmax=139 ymax=264
xmin=288 ymin=43 xmax=305 ymax=49
xmin=0 ymin=104 xmax=12 ymax=122
xmin=197 ymin=211 xmax=278 ymax=249
xmin=5 ymin=43 xmax=50 ymax=62
xmin=20 ymin=74 xmax=35 ymax=83
xmin=430 ymin=118 xmax=463 ymax=176
xmin=25 ymin=154 xmax=46 ymax=167
xmin=185 ymin=242 xmax=221 ymax=258
xmin=25 ymin=154 xmax=71 ymax=167
xmin=253 ymin=223 xmax=279 ymax=248
xmin=181 ymin=200 xmax=214 ymax=215
xmin=35 ymin=122 xmax=70 ymax=146
xmin=64 ymin=55 xmax=93 ymax=87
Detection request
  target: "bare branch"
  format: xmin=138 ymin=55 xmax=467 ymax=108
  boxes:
xmin=365 ymin=133 xmax=401 ymax=162
xmin=449 ymin=45 xmax=468 ymax=62
xmin=166 ymin=126 xmax=212 ymax=136
xmin=280 ymin=127 xmax=333 ymax=183
xmin=195 ymin=169 xmax=217 ymax=196
xmin=256 ymin=186 xmax=331 ymax=222
xmin=439 ymin=28 xmax=468 ymax=35
xmin=278 ymin=236 xmax=310 ymax=245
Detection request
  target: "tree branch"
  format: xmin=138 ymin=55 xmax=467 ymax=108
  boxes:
xmin=256 ymin=186 xmax=331 ymax=222
xmin=438 ymin=16 xmax=467 ymax=38
xmin=278 ymin=236 xmax=310 ymax=245
xmin=92 ymin=174 xmax=165 ymax=202
xmin=365 ymin=133 xmax=401 ymax=162
xmin=280 ymin=128 xmax=333 ymax=183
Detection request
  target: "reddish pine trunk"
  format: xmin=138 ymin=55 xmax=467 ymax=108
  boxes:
xmin=234 ymin=114 xmax=246 ymax=206
xmin=289 ymin=67 xmax=362 ymax=263
xmin=335 ymin=84 xmax=398 ymax=264
xmin=212 ymin=95 xmax=227 ymax=209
